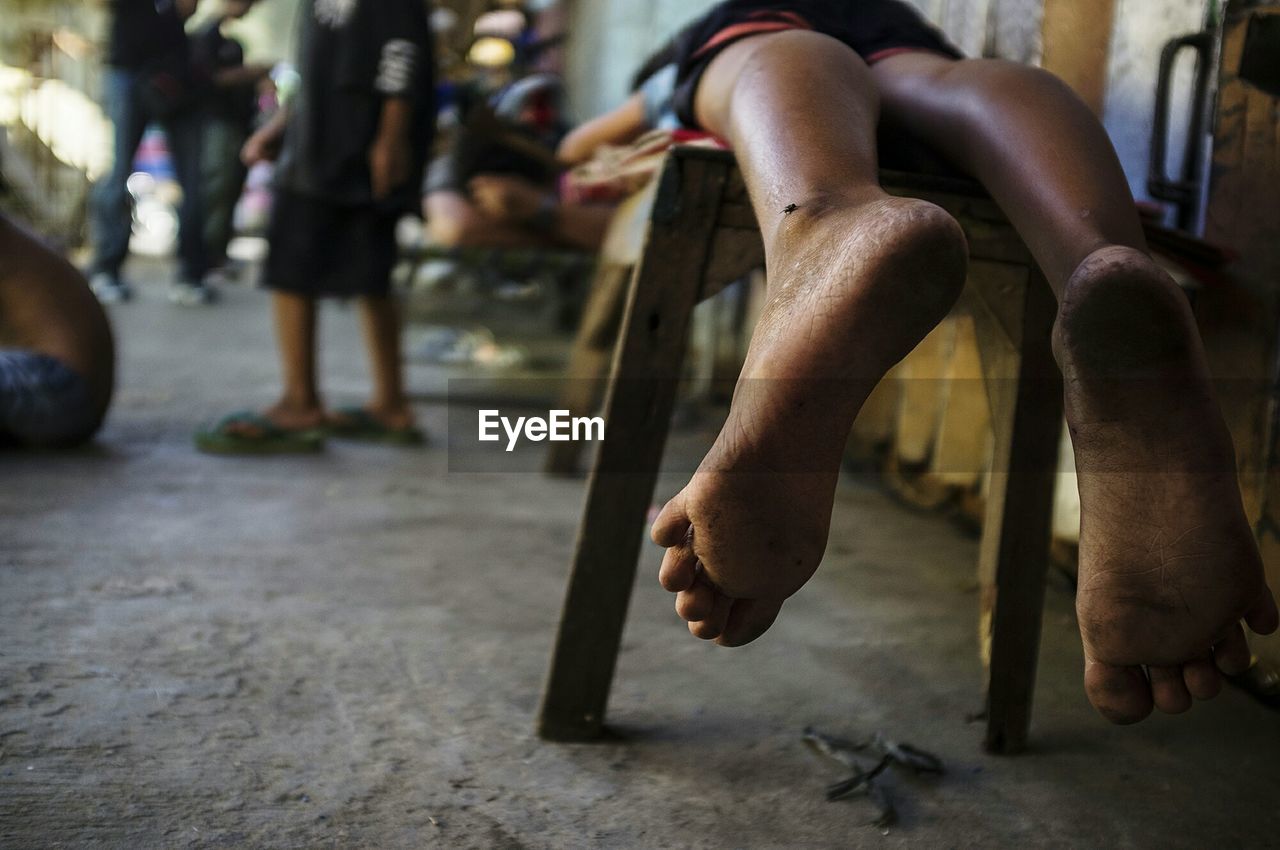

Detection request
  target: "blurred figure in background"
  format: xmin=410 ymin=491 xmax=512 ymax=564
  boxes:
xmin=191 ymin=0 xmax=274 ymax=279
xmin=196 ymin=0 xmax=434 ymax=454
xmin=0 ymin=214 xmax=114 ymax=448
xmin=88 ymin=0 xmax=216 ymax=307
xmin=423 ymin=7 xmax=615 ymax=252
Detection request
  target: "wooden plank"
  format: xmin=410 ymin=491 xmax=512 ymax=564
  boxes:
xmin=895 ymin=318 xmax=956 ymax=465
xmin=543 ymin=263 xmax=631 ymax=476
xmin=544 ymin=179 xmax=664 ymax=476
xmin=931 ymin=313 xmax=993 ymax=488
xmin=600 ymin=178 xmax=660 ymax=267
xmin=974 ymin=266 xmax=1063 ymax=754
xmin=538 ymin=152 xmax=730 ymax=740
xmin=849 ymin=365 xmax=902 ymax=454
xmin=703 ymin=226 xmax=766 ymax=298
xmin=1040 ymin=0 xmax=1117 ymax=115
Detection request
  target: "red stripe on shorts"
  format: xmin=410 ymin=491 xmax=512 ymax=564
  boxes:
xmin=864 ymin=46 xmax=955 ymax=64
xmin=690 ymin=12 xmax=815 ymax=61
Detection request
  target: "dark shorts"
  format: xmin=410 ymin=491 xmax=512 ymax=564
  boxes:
xmin=265 ymin=189 xmax=399 ymax=299
xmin=0 ymin=350 xmax=99 ymax=447
xmin=669 ymin=0 xmax=964 ymax=127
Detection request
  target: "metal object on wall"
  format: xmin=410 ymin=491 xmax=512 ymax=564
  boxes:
xmin=1147 ymin=19 xmax=1217 ymax=231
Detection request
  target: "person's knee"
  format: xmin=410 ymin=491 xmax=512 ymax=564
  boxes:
xmin=702 ymin=30 xmax=878 ymax=133
xmin=424 ymin=192 xmax=484 ymax=248
xmin=989 ymin=60 xmax=1079 ymax=101
xmin=425 ymin=214 xmax=469 ymax=248
xmin=428 ymin=213 xmax=495 ymax=249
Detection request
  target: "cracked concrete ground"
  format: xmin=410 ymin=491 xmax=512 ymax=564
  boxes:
xmin=2 ymin=261 xmax=1279 ymax=849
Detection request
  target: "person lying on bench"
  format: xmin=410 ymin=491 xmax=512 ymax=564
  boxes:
xmin=629 ymin=0 xmax=1279 ymax=725
xmin=0 ymin=214 xmax=114 ymax=448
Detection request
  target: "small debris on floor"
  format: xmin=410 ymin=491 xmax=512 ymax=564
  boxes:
xmin=409 ymin=325 xmax=529 ymax=369
xmin=802 ymin=727 xmax=946 ymax=829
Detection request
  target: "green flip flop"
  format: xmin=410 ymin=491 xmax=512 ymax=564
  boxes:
xmin=194 ymin=410 xmax=327 ymax=455
xmin=327 ymin=406 xmax=427 ymax=446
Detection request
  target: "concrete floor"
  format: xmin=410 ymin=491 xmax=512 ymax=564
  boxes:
xmin=2 ymin=263 xmax=1279 ymax=849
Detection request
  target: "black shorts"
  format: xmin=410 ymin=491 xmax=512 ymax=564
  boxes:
xmin=0 ymin=350 xmax=99 ymax=447
xmin=669 ymin=0 xmax=963 ymax=127
xmin=265 ymin=189 xmax=399 ymax=299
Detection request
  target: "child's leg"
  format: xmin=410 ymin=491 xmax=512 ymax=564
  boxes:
xmin=870 ymin=54 xmax=1141 ymax=291
xmin=355 ymin=295 xmax=415 ymax=429
xmin=264 ymin=291 xmax=326 ymax=429
xmin=218 ymin=290 xmax=327 ymax=437
xmin=651 ymin=31 xmax=968 ymax=646
xmin=868 ymin=53 xmax=1278 ymax=723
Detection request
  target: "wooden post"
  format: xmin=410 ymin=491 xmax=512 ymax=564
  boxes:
xmin=1040 ymin=0 xmax=1118 ymax=114
xmin=543 ymin=263 xmax=631 ymax=477
xmin=537 ymin=153 xmax=730 ymax=740
xmin=971 ymin=266 xmax=1063 ymax=754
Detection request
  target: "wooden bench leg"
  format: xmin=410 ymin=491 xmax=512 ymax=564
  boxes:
xmin=975 ymin=266 xmax=1063 ymax=754
xmin=544 ymin=263 xmax=632 ymax=477
xmin=538 ymin=155 xmax=730 ymax=741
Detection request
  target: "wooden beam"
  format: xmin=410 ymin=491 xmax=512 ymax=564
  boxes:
xmin=1040 ymin=0 xmax=1118 ymax=114
xmin=537 ymin=153 xmax=730 ymax=741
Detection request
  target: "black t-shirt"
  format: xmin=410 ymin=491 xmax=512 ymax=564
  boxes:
xmin=276 ymin=0 xmax=435 ymax=208
xmin=106 ymin=0 xmax=189 ymax=70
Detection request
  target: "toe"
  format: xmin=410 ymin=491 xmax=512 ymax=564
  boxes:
xmin=716 ymin=597 xmax=784 ymax=647
xmin=1244 ymin=588 xmax=1279 ymax=636
xmin=689 ymin=593 xmax=732 ymax=641
xmin=1149 ymin=665 xmax=1192 ymax=714
xmin=1084 ymin=659 xmax=1153 ymax=724
xmin=1181 ymin=658 xmax=1222 ymax=701
xmin=675 ymin=579 xmax=719 ymax=622
xmin=658 ymin=543 xmax=698 ymax=593
xmin=651 ymin=494 xmax=691 ymax=547
xmin=1213 ymin=623 xmax=1253 ymax=676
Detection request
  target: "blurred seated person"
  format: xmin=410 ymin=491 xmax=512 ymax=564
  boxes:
xmin=426 ymin=171 xmax=615 ymax=252
xmin=424 ymin=56 xmax=681 ymax=253
xmin=0 ymin=214 xmax=114 ymax=448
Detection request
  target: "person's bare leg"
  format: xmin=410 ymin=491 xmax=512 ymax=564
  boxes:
xmin=216 ymin=290 xmax=327 ymax=437
xmin=263 ymin=291 xmax=328 ymax=431
xmin=353 ymin=295 xmax=415 ymax=430
xmin=424 ymin=191 xmax=551 ymax=249
xmin=871 ymin=53 xmax=1278 ymax=723
xmin=651 ymin=32 xmax=968 ymax=646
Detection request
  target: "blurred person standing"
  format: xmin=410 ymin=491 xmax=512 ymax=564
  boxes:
xmin=88 ymin=0 xmax=215 ymax=306
xmin=196 ymin=0 xmax=435 ymax=453
xmin=191 ymin=0 xmax=273 ymax=279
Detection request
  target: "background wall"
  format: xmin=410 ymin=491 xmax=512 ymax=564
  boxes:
xmin=1102 ymin=0 xmax=1209 ymax=204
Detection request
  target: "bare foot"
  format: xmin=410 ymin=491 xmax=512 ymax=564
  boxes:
xmin=652 ymin=195 xmax=968 ymax=646
xmin=327 ymin=403 xmax=417 ymax=432
xmin=222 ymin=400 xmax=328 ymax=438
xmin=1056 ymin=246 xmax=1279 ymax=723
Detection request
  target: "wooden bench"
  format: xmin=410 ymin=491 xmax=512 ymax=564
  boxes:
xmin=538 ymin=146 xmax=1062 ymax=754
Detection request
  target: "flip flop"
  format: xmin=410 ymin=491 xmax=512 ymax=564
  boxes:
xmin=327 ymin=406 xmax=427 ymax=446
xmin=194 ymin=410 xmax=327 ymax=455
